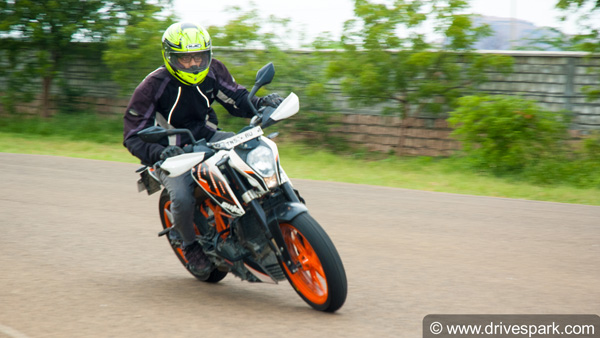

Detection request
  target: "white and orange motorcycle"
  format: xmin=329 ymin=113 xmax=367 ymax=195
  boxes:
xmin=136 ymin=63 xmax=347 ymax=312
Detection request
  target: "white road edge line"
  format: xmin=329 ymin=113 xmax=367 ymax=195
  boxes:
xmin=0 ymin=324 xmax=30 ymax=338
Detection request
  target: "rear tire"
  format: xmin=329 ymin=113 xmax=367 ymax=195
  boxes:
xmin=159 ymin=189 xmax=227 ymax=283
xmin=279 ymin=213 xmax=347 ymax=312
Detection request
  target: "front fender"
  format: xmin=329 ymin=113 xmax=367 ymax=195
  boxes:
xmin=267 ymin=202 xmax=308 ymax=226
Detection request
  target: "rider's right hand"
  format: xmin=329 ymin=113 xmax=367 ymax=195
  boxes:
xmin=257 ymin=93 xmax=283 ymax=108
xmin=160 ymin=145 xmax=184 ymax=160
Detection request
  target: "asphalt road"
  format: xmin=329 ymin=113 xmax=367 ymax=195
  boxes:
xmin=1 ymin=153 xmax=599 ymax=338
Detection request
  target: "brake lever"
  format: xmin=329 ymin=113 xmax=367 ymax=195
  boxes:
xmin=250 ymin=115 xmax=262 ymax=127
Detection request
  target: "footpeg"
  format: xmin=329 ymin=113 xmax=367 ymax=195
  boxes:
xmin=158 ymin=227 xmax=173 ymax=237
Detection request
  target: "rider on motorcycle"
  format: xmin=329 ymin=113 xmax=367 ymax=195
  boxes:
xmin=123 ymin=22 xmax=282 ymax=278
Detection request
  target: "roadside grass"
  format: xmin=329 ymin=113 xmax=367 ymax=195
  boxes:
xmin=280 ymin=146 xmax=600 ymax=205
xmin=0 ymin=132 xmax=134 ymax=163
xmin=0 ymin=113 xmax=124 ymax=144
xmin=1 ymin=123 xmax=598 ymax=206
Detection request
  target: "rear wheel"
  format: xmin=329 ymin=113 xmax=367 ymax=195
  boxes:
xmin=280 ymin=213 xmax=347 ymax=312
xmin=159 ymin=189 xmax=227 ymax=283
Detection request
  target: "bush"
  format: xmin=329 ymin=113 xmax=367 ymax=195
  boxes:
xmin=581 ymin=131 xmax=600 ymax=161
xmin=448 ymin=95 xmax=570 ymax=174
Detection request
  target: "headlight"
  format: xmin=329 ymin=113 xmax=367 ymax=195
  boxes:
xmin=247 ymin=145 xmax=276 ymax=178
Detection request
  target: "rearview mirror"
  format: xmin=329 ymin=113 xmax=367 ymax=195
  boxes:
xmin=248 ymin=63 xmax=275 ymax=103
xmin=255 ymin=62 xmax=275 ymax=88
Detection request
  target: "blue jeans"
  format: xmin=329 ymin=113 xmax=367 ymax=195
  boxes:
xmin=158 ymin=131 xmax=235 ymax=246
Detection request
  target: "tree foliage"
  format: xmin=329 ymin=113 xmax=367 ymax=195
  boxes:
xmin=103 ymin=9 xmax=175 ymax=95
xmin=327 ymin=0 xmax=513 ymax=117
xmin=0 ymin=0 xmax=172 ymax=116
xmin=198 ymin=7 xmax=337 ymax=130
xmin=555 ymin=0 xmax=600 ymax=101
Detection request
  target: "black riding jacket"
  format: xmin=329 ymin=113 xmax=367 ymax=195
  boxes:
xmin=123 ymin=59 xmax=257 ymax=165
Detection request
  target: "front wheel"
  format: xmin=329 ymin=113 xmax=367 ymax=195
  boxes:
xmin=279 ymin=213 xmax=347 ymax=312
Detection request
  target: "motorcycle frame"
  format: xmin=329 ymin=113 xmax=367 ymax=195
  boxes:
xmin=209 ymin=150 xmax=305 ymax=274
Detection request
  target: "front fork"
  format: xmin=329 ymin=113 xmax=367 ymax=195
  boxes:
xmin=217 ymin=156 xmax=305 ymax=273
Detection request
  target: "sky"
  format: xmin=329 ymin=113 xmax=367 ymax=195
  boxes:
xmin=173 ymin=0 xmax=581 ymax=44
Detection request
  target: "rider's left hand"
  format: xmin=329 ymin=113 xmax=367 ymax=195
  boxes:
xmin=160 ymin=145 xmax=184 ymax=160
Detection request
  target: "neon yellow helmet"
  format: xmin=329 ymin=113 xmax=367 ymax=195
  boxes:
xmin=162 ymin=22 xmax=212 ymax=86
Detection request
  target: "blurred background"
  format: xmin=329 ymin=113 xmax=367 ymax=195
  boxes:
xmin=1 ymin=0 xmax=599 ymax=195
xmin=175 ymin=0 xmax=584 ymax=48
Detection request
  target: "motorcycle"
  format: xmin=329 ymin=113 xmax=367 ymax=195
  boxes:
xmin=135 ymin=63 xmax=347 ymax=312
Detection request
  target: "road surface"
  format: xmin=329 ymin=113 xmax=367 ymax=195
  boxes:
xmin=1 ymin=153 xmax=598 ymax=337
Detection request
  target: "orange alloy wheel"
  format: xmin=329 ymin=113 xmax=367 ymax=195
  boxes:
xmin=280 ymin=223 xmax=328 ymax=305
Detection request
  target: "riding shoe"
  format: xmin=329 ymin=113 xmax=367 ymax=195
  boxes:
xmin=182 ymin=241 xmax=212 ymax=278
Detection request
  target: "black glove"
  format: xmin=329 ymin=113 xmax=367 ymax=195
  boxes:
xmin=257 ymin=93 xmax=283 ymax=108
xmin=160 ymin=145 xmax=184 ymax=160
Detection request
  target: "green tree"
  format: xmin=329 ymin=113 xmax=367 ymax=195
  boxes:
xmin=556 ymin=0 xmax=600 ymax=53
xmin=103 ymin=9 xmax=175 ymax=95
xmin=556 ymin=0 xmax=600 ymax=100
xmin=0 ymin=0 xmax=172 ymax=116
xmin=202 ymin=7 xmax=338 ymax=130
xmin=207 ymin=5 xmax=319 ymax=91
xmin=207 ymin=7 xmax=274 ymax=88
xmin=327 ymin=0 xmax=513 ymax=118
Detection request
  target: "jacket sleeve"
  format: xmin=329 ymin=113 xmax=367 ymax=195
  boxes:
xmin=123 ymin=78 xmax=166 ymax=166
xmin=212 ymin=60 xmax=259 ymax=119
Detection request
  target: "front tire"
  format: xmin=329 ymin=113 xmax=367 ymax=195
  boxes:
xmin=159 ymin=189 xmax=227 ymax=283
xmin=280 ymin=213 xmax=347 ymax=312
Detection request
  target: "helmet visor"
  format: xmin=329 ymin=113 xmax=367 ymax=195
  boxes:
xmin=166 ymin=50 xmax=212 ymax=74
